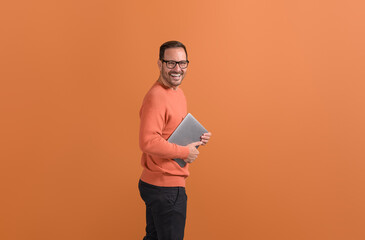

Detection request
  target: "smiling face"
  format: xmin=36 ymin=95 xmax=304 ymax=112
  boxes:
xmin=158 ymin=47 xmax=188 ymax=89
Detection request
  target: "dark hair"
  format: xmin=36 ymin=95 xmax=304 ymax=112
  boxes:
xmin=159 ymin=41 xmax=188 ymax=60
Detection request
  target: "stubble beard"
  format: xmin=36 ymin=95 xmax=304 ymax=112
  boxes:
xmin=161 ymin=68 xmax=185 ymax=88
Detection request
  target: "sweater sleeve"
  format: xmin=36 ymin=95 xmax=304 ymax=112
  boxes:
xmin=139 ymin=92 xmax=190 ymax=159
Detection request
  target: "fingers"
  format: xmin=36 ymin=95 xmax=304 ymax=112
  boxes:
xmin=200 ymin=132 xmax=211 ymax=140
xmin=184 ymin=158 xmax=194 ymax=164
xmin=200 ymin=132 xmax=211 ymax=145
xmin=192 ymin=141 xmax=203 ymax=147
xmin=203 ymin=132 xmax=212 ymax=137
xmin=184 ymin=155 xmax=197 ymax=164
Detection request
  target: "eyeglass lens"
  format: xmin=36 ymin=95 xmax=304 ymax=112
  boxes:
xmin=165 ymin=61 xmax=188 ymax=69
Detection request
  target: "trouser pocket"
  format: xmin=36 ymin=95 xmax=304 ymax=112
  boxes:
xmin=163 ymin=187 xmax=180 ymax=206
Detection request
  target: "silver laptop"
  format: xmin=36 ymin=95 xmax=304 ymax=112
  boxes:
xmin=167 ymin=113 xmax=208 ymax=167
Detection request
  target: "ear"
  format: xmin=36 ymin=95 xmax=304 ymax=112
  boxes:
xmin=157 ymin=59 xmax=162 ymax=71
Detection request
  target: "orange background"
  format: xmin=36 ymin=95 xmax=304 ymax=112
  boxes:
xmin=1 ymin=0 xmax=364 ymax=239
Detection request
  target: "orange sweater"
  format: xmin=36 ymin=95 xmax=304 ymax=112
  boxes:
xmin=139 ymin=81 xmax=190 ymax=187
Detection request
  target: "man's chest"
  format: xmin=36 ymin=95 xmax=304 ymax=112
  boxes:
xmin=161 ymin=97 xmax=187 ymax=138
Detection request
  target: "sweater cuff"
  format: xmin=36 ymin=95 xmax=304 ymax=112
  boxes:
xmin=178 ymin=146 xmax=190 ymax=159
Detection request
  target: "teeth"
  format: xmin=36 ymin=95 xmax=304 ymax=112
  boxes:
xmin=171 ymin=74 xmax=181 ymax=77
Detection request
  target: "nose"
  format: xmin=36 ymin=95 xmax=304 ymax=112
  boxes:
xmin=172 ymin=63 xmax=182 ymax=71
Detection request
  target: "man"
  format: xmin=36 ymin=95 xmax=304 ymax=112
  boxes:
xmin=138 ymin=41 xmax=211 ymax=240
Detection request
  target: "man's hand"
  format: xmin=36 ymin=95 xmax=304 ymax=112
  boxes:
xmin=184 ymin=141 xmax=202 ymax=164
xmin=201 ymin=132 xmax=212 ymax=145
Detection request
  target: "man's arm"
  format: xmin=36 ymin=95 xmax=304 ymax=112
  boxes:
xmin=139 ymin=93 xmax=190 ymax=159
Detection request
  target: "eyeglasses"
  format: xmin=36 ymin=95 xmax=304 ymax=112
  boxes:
xmin=162 ymin=59 xmax=189 ymax=69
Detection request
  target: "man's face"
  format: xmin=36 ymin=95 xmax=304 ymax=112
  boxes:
xmin=158 ymin=47 xmax=188 ymax=89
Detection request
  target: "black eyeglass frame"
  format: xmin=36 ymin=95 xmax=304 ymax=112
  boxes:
xmin=161 ymin=59 xmax=190 ymax=69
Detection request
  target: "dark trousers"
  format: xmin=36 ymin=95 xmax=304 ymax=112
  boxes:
xmin=138 ymin=180 xmax=187 ymax=240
